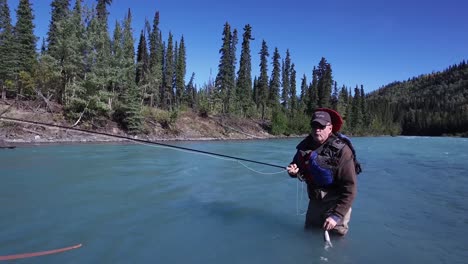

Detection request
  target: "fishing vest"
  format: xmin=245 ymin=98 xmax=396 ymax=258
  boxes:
xmin=295 ymin=133 xmax=362 ymax=187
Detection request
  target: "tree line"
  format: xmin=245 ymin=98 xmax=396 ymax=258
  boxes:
xmin=2 ymin=1 xmax=465 ymax=137
xmin=366 ymin=61 xmax=468 ymax=136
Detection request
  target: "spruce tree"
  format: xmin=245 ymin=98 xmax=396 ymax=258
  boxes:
xmin=14 ymin=0 xmax=37 ymax=74
xmin=299 ymin=74 xmax=308 ymax=110
xmin=96 ymin=0 xmax=112 ymax=25
xmin=47 ymin=0 xmax=70 ymax=57
xmin=290 ymin=63 xmax=297 ymax=116
xmin=315 ymin=57 xmax=332 ymax=108
xmin=183 ymin=72 xmax=195 ymax=108
xmin=269 ymin=47 xmax=281 ymax=108
xmin=281 ymin=49 xmax=291 ymax=109
xmin=147 ymin=11 xmax=163 ymax=107
xmin=215 ymin=22 xmax=235 ymax=114
xmin=135 ymin=30 xmax=149 ymax=86
xmin=337 ymin=85 xmax=349 ymax=120
xmin=175 ymin=36 xmax=186 ymax=108
xmin=307 ymin=67 xmax=318 ymax=115
xmin=0 ymin=0 xmax=16 ymax=98
xmin=162 ymin=32 xmax=174 ymax=110
xmin=119 ymin=8 xmax=142 ymax=133
xmin=331 ymin=81 xmax=339 ymax=110
xmin=14 ymin=0 xmax=37 ymax=99
xmin=236 ymin=24 xmax=254 ymax=117
xmin=122 ymin=8 xmax=135 ymax=87
xmin=257 ymin=40 xmax=269 ymax=119
xmin=350 ymin=85 xmax=362 ymax=131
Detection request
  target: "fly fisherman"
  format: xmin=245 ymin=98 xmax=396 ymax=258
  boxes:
xmin=287 ymin=108 xmax=360 ymax=236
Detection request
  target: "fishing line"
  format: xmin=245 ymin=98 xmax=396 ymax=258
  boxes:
xmin=296 ymin=179 xmax=307 ymax=215
xmin=134 ymin=140 xmax=285 ymax=175
xmin=0 ymin=116 xmax=287 ymax=173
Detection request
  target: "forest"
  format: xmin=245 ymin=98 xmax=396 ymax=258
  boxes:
xmin=1 ymin=0 xmax=467 ymax=137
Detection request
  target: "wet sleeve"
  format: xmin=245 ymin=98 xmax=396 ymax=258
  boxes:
xmin=332 ymin=146 xmax=357 ymax=218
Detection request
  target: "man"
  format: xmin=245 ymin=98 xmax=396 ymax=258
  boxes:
xmin=287 ymin=108 xmax=357 ymax=235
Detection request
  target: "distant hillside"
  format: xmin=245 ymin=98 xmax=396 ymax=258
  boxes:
xmin=366 ymin=60 xmax=468 ymax=136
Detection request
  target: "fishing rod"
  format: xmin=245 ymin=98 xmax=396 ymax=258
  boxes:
xmin=0 ymin=116 xmax=286 ymax=170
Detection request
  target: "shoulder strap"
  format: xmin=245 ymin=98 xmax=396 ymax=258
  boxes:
xmin=334 ymin=133 xmax=362 ymax=174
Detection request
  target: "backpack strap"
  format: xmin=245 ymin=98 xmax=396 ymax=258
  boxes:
xmin=335 ymin=133 xmax=362 ymax=174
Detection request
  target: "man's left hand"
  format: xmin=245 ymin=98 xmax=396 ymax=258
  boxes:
xmin=323 ymin=217 xmax=337 ymax=231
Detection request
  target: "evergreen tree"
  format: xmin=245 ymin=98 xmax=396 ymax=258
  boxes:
xmin=228 ymin=28 xmax=238 ymax=113
xmin=269 ymin=47 xmax=281 ymax=108
xmin=307 ymin=67 xmax=318 ymax=114
xmin=0 ymin=0 xmax=16 ymax=99
xmin=331 ymin=81 xmax=338 ymax=110
xmin=162 ymin=32 xmax=174 ymax=110
xmin=252 ymin=76 xmax=258 ymax=105
xmin=316 ymin=57 xmax=332 ymax=108
xmin=257 ymin=40 xmax=269 ymax=119
xmin=360 ymin=85 xmax=370 ymax=126
xmin=109 ymin=20 xmax=124 ymax=102
xmin=96 ymin=0 xmax=111 ymax=24
xmin=289 ymin=63 xmax=297 ymax=116
xmin=215 ymin=22 xmax=236 ymax=114
xmin=47 ymin=0 xmax=70 ymax=57
xmin=183 ymin=72 xmax=195 ymax=108
xmin=174 ymin=35 xmax=186 ymax=108
xmin=117 ymin=8 xmax=142 ymax=132
xmin=135 ymin=30 xmax=149 ymax=86
xmin=122 ymin=8 xmax=135 ymax=86
xmin=236 ymin=24 xmax=254 ymax=116
xmin=350 ymin=85 xmax=362 ymax=131
xmin=14 ymin=0 xmax=37 ymax=98
xmin=14 ymin=0 xmax=37 ymax=74
xmin=50 ymin=0 xmax=86 ymax=104
xmin=281 ymin=49 xmax=291 ymax=109
xmin=337 ymin=85 xmax=348 ymax=120
xmin=147 ymin=11 xmax=163 ymax=107
xmin=299 ymin=74 xmax=308 ymax=110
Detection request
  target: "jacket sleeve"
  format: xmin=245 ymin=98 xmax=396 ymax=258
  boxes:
xmin=288 ymin=151 xmax=300 ymax=178
xmin=331 ymin=145 xmax=357 ymax=218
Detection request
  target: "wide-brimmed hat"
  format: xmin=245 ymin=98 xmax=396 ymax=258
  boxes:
xmin=314 ymin=108 xmax=343 ymax=132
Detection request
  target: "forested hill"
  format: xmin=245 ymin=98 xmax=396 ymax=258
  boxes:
xmin=366 ymin=61 xmax=468 ymax=136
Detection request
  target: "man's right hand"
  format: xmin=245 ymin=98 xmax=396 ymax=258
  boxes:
xmin=287 ymin=163 xmax=299 ymax=176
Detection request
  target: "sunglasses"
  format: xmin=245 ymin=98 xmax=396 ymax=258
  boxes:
xmin=311 ymin=122 xmax=330 ymax=130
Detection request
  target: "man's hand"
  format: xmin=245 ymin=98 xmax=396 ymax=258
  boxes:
xmin=323 ymin=217 xmax=337 ymax=231
xmin=287 ymin=163 xmax=299 ymax=176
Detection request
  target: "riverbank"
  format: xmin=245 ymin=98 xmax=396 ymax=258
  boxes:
xmin=0 ymin=99 xmax=297 ymax=146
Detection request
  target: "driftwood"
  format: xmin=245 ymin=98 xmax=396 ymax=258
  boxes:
xmin=0 ymin=100 xmax=16 ymax=117
xmin=34 ymin=88 xmax=54 ymax=113
xmin=72 ymin=101 xmax=89 ymax=127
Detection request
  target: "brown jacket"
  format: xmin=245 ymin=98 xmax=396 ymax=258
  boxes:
xmin=292 ymin=134 xmax=357 ymax=218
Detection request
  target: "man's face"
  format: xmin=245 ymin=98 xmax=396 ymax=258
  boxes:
xmin=311 ymin=121 xmax=333 ymax=144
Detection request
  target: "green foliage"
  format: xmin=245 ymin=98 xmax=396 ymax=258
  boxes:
xmin=113 ymin=87 xmax=142 ymax=134
xmin=270 ymin=107 xmax=288 ymax=135
xmin=288 ymin=110 xmax=311 ymax=135
xmin=142 ymin=106 xmax=178 ymax=128
xmin=367 ymin=60 xmax=468 ymax=136
xmin=236 ymin=24 xmax=254 ymax=116
xmin=215 ymin=22 xmax=237 ymax=114
xmin=18 ymin=70 xmax=35 ymax=99
xmin=14 ymin=0 xmax=37 ymax=74
xmin=0 ymin=0 xmax=17 ymax=95
xmin=316 ymin=57 xmax=332 ymax=108
xmin=257 ymin=40 xmax=269 ymax=119
xmin=269 ymin=47 xmax=281 ymax=108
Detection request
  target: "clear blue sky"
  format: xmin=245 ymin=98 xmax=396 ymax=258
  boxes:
xmin=7 ymin=0 xmax=468 ymax=93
